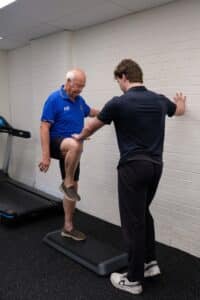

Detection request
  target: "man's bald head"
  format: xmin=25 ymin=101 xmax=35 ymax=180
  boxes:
xmin=66 ymin=68 xmax=86 ymax=83
xmin=64 ymin=68 xmax=86 ymax=100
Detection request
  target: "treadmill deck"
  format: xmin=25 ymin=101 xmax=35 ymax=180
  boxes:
xmin=0 ymin=179 xmax=62 ymax=220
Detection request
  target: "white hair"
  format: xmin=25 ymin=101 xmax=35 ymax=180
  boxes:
xmin=66 ymin=70 xmax=75 ymax=81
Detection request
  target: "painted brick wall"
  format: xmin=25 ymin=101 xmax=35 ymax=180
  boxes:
xmin=73 ymin=0 xmax=200 ymax=256
xmin=0 ymin=51 xmax=9 ymax=166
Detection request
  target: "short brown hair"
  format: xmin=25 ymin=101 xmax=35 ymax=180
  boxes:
xmin=114 ymin=59 xmax=143 ymax=83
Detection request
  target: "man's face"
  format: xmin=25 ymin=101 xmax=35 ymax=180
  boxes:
xmin=67 ymin=77 xmax=86 ymax=99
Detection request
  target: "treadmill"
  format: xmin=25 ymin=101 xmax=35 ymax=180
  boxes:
xmin=0 ymin=115 xmax=63 ymax=223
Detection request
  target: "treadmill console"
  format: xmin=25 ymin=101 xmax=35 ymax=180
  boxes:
xmin=0 ymin=116 xmax=11 ymax=130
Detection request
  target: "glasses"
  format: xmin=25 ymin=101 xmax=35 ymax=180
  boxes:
xmin=70 ymin=81 xmax=85 ymax=89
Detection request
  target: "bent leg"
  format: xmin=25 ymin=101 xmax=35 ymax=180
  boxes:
xmin=59 ymin=138 xmax=83 ymax=200
xmin=60 ymin=138 xmax=83 ymax=187
xmin=50 ymin=137 xmax=85 ymax=239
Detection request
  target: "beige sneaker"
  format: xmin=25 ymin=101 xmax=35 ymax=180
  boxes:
xmin=59 ymin=183 xmax=81 ymax=201
xmin=61 ymin=228 xmax=86 ymax=241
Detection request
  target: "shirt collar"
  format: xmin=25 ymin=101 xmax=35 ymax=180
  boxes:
xmin=127 ymin=86 xmax=147 ymax=93
xmin=60 ymin=85 xmax=69 ymax=100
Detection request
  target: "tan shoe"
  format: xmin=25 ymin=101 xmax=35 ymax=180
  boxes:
xmin=61 ymin=228 xmax=86 ymax=241
xmin=59 ymin=183 xmax=81 ymax=201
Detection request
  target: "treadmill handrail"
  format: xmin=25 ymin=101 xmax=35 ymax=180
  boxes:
xmin=0 ymin=116 xmax=31 ymax=138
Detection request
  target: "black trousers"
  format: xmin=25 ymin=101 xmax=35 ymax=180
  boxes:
xmin=118 ymin=160 xmax=163 ymax=282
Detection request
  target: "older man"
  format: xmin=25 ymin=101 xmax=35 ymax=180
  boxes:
xmin=39 ymin=68 xmax=98 ymax=241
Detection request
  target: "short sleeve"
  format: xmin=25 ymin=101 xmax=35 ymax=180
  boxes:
xmin=81 ymin=98 xmax=91 ymax=117
xmin=97 ymin=97 xmax=119 ymax=124
xmin=40 ymin=96 xmax=55 ymax=124
xmin=161 ymin=95 xmax=177 ymax=117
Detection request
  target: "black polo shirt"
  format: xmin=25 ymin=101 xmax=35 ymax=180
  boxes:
xmin=98 ymin=86 xmax=176 ymax=166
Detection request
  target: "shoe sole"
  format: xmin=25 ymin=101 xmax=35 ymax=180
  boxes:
xmin=110 ymin=277 xmax=142 ymax=295
xmin=118 ymin=270 xmax=161 ymax=279
xmin=61 ymin=231 xmax=86 ymax=241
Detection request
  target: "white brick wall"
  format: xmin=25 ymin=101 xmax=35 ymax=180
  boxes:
xmin=0 ymin=51 xmax=9 ymax=166
xmin=0 ymin=51 xmax=9 ymax=117
xmin=73 ymin=0 xmax=200 ymax=257
xmin=7 ymin=46 xmax=34 ymax=183
xmin=0 ymin=0 xmax=199 ymax=256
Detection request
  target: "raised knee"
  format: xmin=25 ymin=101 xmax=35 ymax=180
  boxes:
xmin=70 ymin=139 xmax=83 ymax=152
xmin=61 ymin=138 xmax=83 ymax=154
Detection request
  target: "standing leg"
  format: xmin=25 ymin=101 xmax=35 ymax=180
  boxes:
xmin=60 ymin=159 xmax=86 ymax=240
xmin=110 ymin=161 xmax=154 ymax=295
xmin=144 ymin=163 xmax=163 ymax=278
xmin=63 ymin=182 xmax=78 ymax=232
xmin=145 ymin=163 xmax=163 ymax=263
xmin=118 ymin=161 xmax=154 ymax=282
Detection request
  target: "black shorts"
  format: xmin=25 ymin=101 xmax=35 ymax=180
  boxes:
xmin=50 ymin=137 xmax=80 ymax=181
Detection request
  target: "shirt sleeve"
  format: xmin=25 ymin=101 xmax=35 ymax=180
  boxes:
xmin=40 ymin=96 xmax=55 ymax=124
xmin=162 ymin=95 xmax=177 ymax=117
xmin=81 ymin=98 xmax=91 ymax=117
xmin=97 ymin=97 xmax=119 ymax=124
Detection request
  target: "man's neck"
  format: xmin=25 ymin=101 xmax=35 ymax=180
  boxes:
xmin=126 ymin=82 xmax=143 ymax=91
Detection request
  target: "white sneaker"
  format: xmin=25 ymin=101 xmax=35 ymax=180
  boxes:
xmin=110 ymin=272 xmax=143 ymax=295
xmin=144 ymin=260 xmax=161 ymax=278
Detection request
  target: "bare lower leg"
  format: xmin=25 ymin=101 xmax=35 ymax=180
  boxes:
xmin=63 ymin=198 xmax=76 ymax=231
xmin=63 ymin=182 xmax=78 ymax=231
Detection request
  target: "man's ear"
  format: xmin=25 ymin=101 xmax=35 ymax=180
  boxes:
xmin=122 ymin=73 xmax=127 ymax=81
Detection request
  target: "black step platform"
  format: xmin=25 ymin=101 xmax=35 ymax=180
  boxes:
xmin=43 ymin=230 xmax=128 ymax=276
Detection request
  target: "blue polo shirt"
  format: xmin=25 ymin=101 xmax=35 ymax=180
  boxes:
xmin=98 ymin=86 xmax=177 ymax=165
xmin=41 ymin=85 xmax=91 ymax=139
